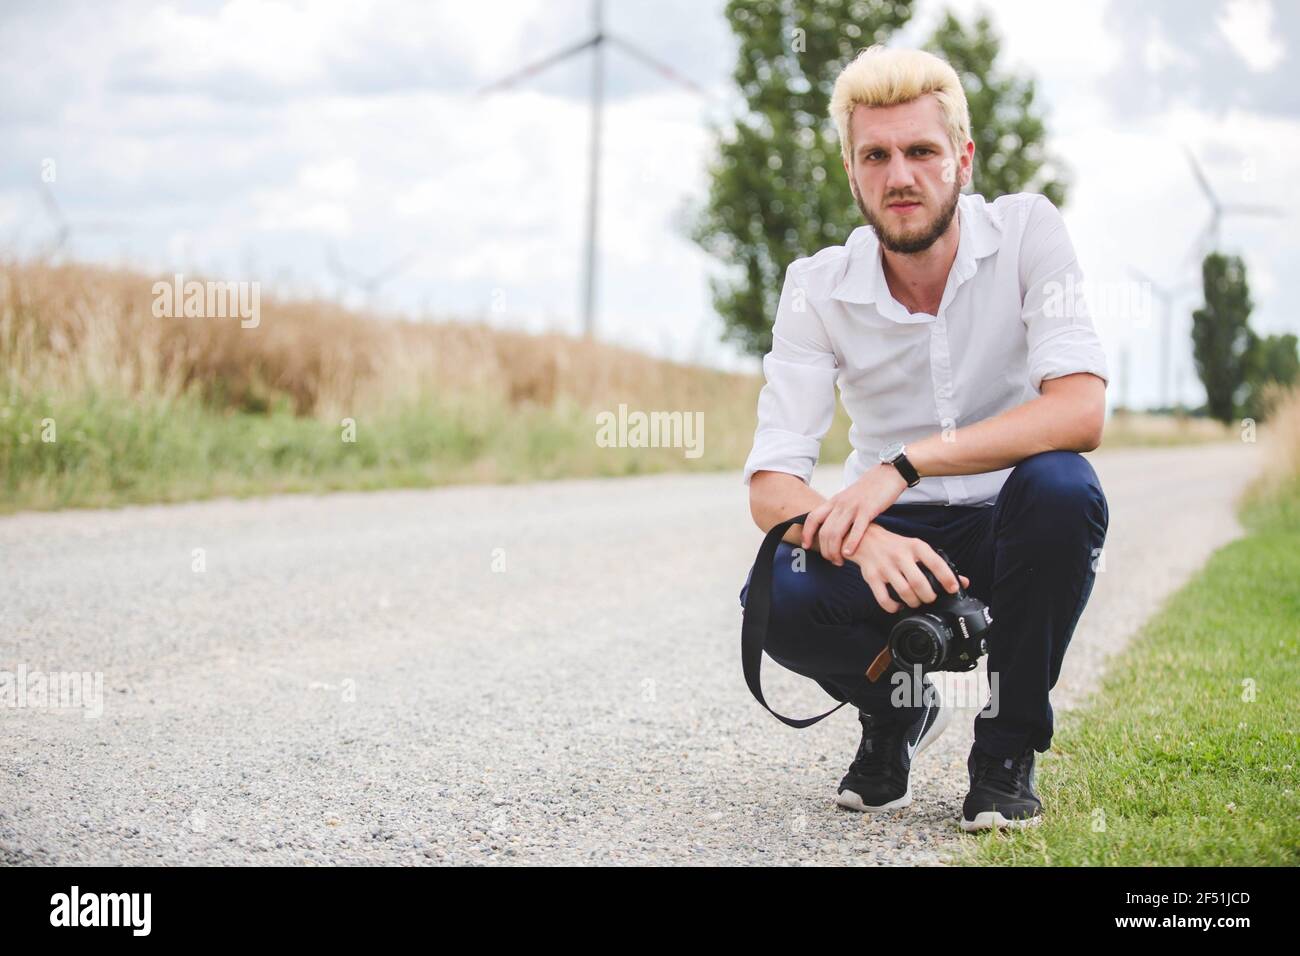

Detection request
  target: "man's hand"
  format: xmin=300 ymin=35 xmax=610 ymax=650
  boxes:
xmin=800 ymin=463 xmax=909 ymax=566
xmin=850 ymin=524 xmax=971 ymax=614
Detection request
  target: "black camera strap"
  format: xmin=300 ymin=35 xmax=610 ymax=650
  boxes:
xmin=741 ymin=512 xmax=848 ymax=728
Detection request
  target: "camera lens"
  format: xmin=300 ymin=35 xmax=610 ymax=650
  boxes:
xmin=901 ymin=629 xmax=935 ymax=663
xmin=889 ymin=615 xmax=950 ymax=668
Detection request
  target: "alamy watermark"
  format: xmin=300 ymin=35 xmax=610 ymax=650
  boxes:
xmin=152 ymin=273 xmax=260 ymax=328
xmin=0 ymin=664 xmax=104 ymax=719
xmin=889 ymin=663 xmax=1000 ymax=717
xmin=595 ymin=403 xmax=704 ymax=459
xmin=50 ymin=886 xmax=150 ymax=936
xmin=1043 ymin=274 xmax=1153 ymax=327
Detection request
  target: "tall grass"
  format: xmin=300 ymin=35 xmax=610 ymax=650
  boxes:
xmin=0 ymin=258 xmax=853 ymax=511
xmin=1 ymin=260 xmax=759 ymax=419
xmin=1241 ymin=383 xmax=1300 ymax=532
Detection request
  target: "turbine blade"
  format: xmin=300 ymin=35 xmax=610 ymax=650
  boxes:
xmin=1181 ymin=144 xmax=1217 ymax=205
xmin=373 ymin=250 xmax=422 ymax=284
xmin=606 ymin=34 xmax=707 ymax=96
xmin=1220 ymin=204 xmax=1285 ymax=217
xmin=476 ymin=36 xmax=599 ymax=96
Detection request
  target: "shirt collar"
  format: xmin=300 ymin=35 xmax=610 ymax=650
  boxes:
xmin=829 ymin=192 xmax=1004 ymax=320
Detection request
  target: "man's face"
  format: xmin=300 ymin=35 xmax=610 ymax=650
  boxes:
xmin=842 ymin=96 xmax=973 ymax=254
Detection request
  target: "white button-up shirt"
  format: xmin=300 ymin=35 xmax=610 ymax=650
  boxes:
xmin=742 ymin=191 xmax=1109 ymax=506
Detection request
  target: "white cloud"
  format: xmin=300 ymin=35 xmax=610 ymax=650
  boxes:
xmin=254 ymin=196 xmax=352 ymax=236
xmin=299 ymin=158 xmax=358 ymax=195
xmin=1143 ymin=28 xmax=1193 ymax=73
xmin=133 ymin=0 xmax=343 ymax=88
xmin=1218 ymin=0 xmax=1286 ymax=73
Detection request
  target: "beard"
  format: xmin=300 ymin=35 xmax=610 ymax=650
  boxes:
xmin=853 ymin=178 xmax=961 ymax=254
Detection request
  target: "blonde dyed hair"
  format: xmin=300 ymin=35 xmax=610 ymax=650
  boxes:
xmin=829 ymin=45 xmax=971 ymax=167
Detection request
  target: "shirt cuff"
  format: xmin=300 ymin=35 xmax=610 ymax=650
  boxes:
xmin=742 ymin=429 xmax=822 ymax=486
xmin=1029 ymin=327 xmax=1110 ymax=393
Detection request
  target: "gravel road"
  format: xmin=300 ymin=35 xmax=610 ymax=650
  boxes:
xmin=0 ymin=442 xmax=1260 ymax=865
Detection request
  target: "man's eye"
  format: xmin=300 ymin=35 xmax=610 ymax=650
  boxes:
xmin=913 ymin=148 xmax=933 ymax=156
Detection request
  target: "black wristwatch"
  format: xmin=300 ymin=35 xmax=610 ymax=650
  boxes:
xmin=878 ymin=440 xmax=921 ymax=487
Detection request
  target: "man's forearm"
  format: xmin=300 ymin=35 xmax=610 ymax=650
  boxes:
xmin=907 ymin=374 xmax=1105 ymax=479
xmin=749 ymin=471 xmax=828 ymax=551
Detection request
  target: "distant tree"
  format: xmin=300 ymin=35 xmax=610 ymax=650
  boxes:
xmin=925 ymin=8 xmax=1069 ymax=206
xmin=1243 ymin=331 xmax=1299 ymax=419
xmin=1191 ymin=253 xmax=1255 ymax=424
xmin=696 ymin=1 xmax=1069 ymax=357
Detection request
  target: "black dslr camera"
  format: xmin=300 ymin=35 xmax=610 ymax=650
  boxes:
xmin=871 ymin=548 xmax=992 ymax=681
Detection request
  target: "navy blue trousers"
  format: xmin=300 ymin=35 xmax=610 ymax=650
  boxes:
xmin=739 ymin=450 xmax=1109 ymax=760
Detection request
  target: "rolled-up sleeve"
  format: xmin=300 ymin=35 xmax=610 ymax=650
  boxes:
xmin=1019 ymin=194 xmax=1110 ymax=394
xmin=741 ymin=264 xmax=840 ymax=486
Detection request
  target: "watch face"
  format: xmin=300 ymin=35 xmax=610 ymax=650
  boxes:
xmin=878 ymin=440 xmax=903 ymax=463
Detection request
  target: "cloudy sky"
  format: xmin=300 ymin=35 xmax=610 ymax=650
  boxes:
xmin=1 ymin=0 xmax=1296 ymax=407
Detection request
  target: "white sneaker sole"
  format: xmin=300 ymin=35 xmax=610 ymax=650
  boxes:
xmin=836 ymin=785 xmax=912 ymax=812
xmin=835 ymin=698 xmax=954 ymax=813
xmin=959 ymin=810 xmax=1044 ymax=832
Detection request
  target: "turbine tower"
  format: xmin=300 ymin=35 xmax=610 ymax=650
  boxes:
xmin=1181 ymin=145 xmax=1282 ymax=267
xmin=1128 ymin=267 xmax=1197 ymax=410
xmin=477 ymin=0 xmax=705 ymax=339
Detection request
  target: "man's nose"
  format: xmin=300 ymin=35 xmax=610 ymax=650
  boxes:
xmin=884 ymin=149 xmax=916 ymax=192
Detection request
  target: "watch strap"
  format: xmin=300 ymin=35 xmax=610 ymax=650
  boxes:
xmin=889 ymin=450 xmax=921 ymax=487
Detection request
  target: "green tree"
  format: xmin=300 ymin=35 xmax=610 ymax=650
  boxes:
xmin=693 ymin=0 xmax=913 ymax=358
xmin=925 ymin=9 xmax=1068 ymax=207
xmin=1191 ymin=253 xmax=1255 ymax=425
xmin=694 ymin=2 xmax=1068 ymax=356
xmin=1243 ymin=331 xmax=1299 ymax=419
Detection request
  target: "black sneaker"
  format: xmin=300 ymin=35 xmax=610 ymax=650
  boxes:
xmin=834 ymin=681 xmax=951 ymax=812
xmin=959 ymin=744 xmax=1043 ymax=831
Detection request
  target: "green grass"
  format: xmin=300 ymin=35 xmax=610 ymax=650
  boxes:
xmin=0 ymin=368 xmax=858 ymax=512
xmin=0 ymin=385 xmax=811 ymax=513
xmin=952 ymin=477 xmax=1300 ymax=866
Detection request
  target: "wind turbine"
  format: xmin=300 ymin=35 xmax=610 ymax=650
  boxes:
xmin=1128 ymin=266 xmax=1198 ymax=410
xmin=34 ymin=181 xmax=124 ymax=261
xmin=1181 ymin=144 xmax=1283 ymax=267
xmin=476 ymin=0 xmax=706 ymax=339
xmin=326 ymin=242 xmax=422 ymax=310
